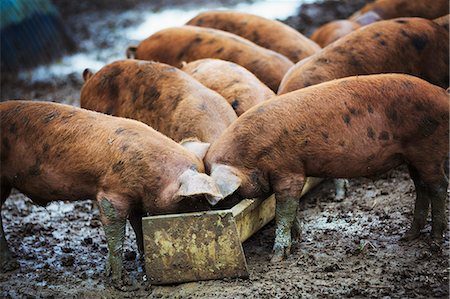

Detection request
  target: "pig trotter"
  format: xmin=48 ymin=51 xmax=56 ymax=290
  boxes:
xmin=291 ymin=209 xmax=303 ymax=245
xmin=334 ymin=179 xmax=348 ymax=201
xmin=271 ymin=198 xmax=299 ymax=263
xmin=430 ymin=182 xmax=447 ymax=246
xmin=401 ymin=166 xmax=430 ymax=242
xmin=0 ymin=216 xmax=18 ymax=272
xmin=100 ymin=198 xmax=127 ymax=290
xmin=129 ymin=212 xmax=145 ymax=258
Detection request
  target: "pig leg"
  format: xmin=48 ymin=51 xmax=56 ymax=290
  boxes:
xmin=271 ymin=173 xmax=305 ymax=263
xmin=291 ymin=209 xmax=303 ymax=245
xmin=334 ymin=179 xmax=348 ymax=201
xmin=401 ymin=165 xmax=430 ymax=241
xmin=129 ymin=211 xmax=147 ymax=277
xmin=97 ymin=193 xmax=127 ymax=290
xmin=129 ymin=211 xmax=145 ymax=257
xmin=0 ymin=179 xmax=18 ymax=272
xmin=429 ymin=177 xmax=448 ymax=249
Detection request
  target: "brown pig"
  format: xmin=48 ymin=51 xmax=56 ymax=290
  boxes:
xmin=181 ymin=58 xmax=275 ymax=116
xmin=278 ymin=18 xmax=449 ymax=94
xmin=81 ymin=59 xmax=237 ymax=143
xmin=349 ymin=0 xmax=449 ymax=21
xmin=310 ymin=11 xmax=382 ymax=47
xmin=205 ymin=74 xmax=449 ymax=262
xmin=185 ymin=10 xmax=321 ymax=62
xmin=127 ymin=26 xmax=294 ymax=92
xmin=0 ymin=100 xmax=222 ymax=289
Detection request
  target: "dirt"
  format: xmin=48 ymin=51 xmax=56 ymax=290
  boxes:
xmin=1 ymin=0 xmax=449 ymax=298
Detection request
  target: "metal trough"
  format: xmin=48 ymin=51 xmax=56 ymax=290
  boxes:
xmin=142 ymin=177 xmax=322 ymax=284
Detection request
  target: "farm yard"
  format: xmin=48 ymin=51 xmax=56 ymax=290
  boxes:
xmin=0 ymin=0 xmax=448 ymax=298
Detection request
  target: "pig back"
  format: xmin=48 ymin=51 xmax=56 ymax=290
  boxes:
xmin=0 ymin=100 xmax=200 ymax=203
xmin=181 ymin=58 xmax=275 ymax=116
xmin=208 ymin=74 xmax=449 ymax=178
xmin=133 ymin=26 xmax=294 ymax=92
xmin=81 ymin=60 xmax=237 ymax=143
xmin=278 ymin=18 xmax=450 ymax=94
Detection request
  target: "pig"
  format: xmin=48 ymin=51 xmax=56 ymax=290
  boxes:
xmin=434 ymin=14 xmax=449 ymax=31
xmin=204 ymin=74 xmax=449 ymax=263
xmin=126 ymin=26 xmax=294 ymax=92
xmin=81 ymin=59 xmax=237 ymax=143
xmin=310 ymin=11 xmax=382 ymax=47
xmin=181 ymin=58 xmax=275 ymax=116
xmin=0 ymin=100 xmax=222 ymax=289
xmin=185 ymin=10 xmax=321 ymax=63
xmin=349 ymin=0 xmax=449 ymax=21
xmin=278 ymin=18 xmax=449 ymax=94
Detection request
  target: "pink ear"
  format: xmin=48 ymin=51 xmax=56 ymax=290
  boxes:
xmin=174 ymin=169 xmax=223 ymax=205
xmin=355 ymin=11 xmax=382 ymax=26
xmin=210 ymin=164 xmax=242 ymax=199
xmin=180 ymin=139 xmax=210 ymax=160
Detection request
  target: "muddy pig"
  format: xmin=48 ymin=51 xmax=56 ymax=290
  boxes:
xmin=81 ymin=59 xmax=237 ymax=143
xmin=126 ymin=26 xmax=294 ymax=92
xmin=205 ymin=74 xmax=449 ymax=262
xmin=185 ymin=10 xmax=321 ymax=63
xmin=181 ymin=58 xmax=275 ymax=116
xmin=0 ymin=100 xmax=222 ymax=289
xmin=278 ymin=18 xmax=449 ymax=94
xmin=350 ymin=0 xmax=449 ymax=21
xmin=310 ymin=11 xmax=382 ymax=47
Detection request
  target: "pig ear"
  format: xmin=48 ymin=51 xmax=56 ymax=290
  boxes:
xmin=210 ymin=164 xmax=242 ymax=200
xmin=174 ymin=169 xmax=223 ymax=205
xmin=83 ymin=68 xmax=94 ymax=82
xmin=126 ymin=46 xmax=137 ymax=59
xmin=355 ymin=11 xmax=381 ymax=25
xmin=180 ymin=139 xmax=210 ymax=161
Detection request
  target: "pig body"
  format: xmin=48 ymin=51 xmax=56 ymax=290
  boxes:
xmin=0 ymin=100 xmax=221 ymax=288
xmin=205 ymin=74 xmax=449 ymax=262
xmin=181 ymin=58 xmax=275 ymax=116
xmin=186 ymin=11 xmax=321 ymax=62
xmin=81 ymin=59 xmax=237 ymax=143
xmin=129 ymin=26 xmax=294 ymax=92
xmin=350 ymin=0 xmax=449 ymax=20
xmin=279 ymin=18 xmax=449 ymax=94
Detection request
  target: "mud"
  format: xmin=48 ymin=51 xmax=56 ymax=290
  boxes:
xmin=1 ymin=0 xmax=448 ymax=298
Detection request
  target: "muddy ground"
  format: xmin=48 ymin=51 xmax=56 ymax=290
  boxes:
xmin=1 ymin=0 xmax=449 ymax=298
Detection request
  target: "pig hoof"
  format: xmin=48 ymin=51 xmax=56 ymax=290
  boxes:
xmin=0 ymin=258 xmax=19 ymax=272
xmin=270 ymin=253 xmax=285 ymax=263
xmin=430 ymin=240 xmax=443 ymax=253
xmin=400 ymin=229 xmax=421 ymax=242
xmin=110 ymin=277 xmax=140 ymax=292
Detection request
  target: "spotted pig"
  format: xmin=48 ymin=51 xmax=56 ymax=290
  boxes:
xmin=186 ymin=10 xmax=321 ymax=62
xmin=205 ymin=74 xmax=449 ymax=262
xmin=126 ymin=26 xmax=294 ymax=92
xmin=81 ymin=59 xmax=237 ymax=143
xmin=0 ymin=100 xmax=222 ymax=289
xmin=278 ymin=18 xmax=449 ymax=94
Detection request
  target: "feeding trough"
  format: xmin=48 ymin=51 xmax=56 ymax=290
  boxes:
xmin=142 ymin=177 xmax=323 ymax=284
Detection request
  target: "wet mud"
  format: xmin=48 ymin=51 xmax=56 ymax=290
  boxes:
xmin=1 ymin=0 xmax=448 ymax=298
